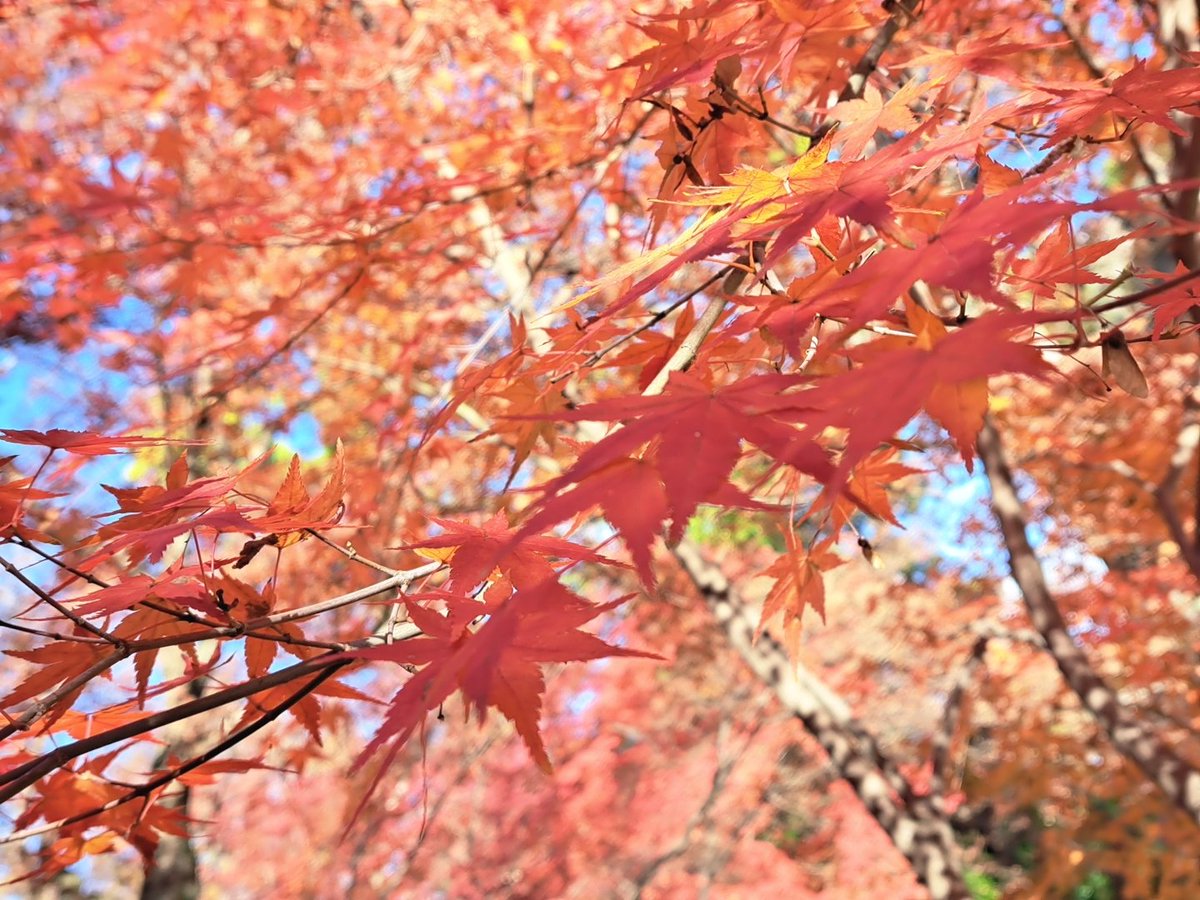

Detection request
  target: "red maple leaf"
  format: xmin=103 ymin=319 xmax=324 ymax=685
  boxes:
xmin=523 ymin=372 xmax=832 ymax=547
xmin=760 ymin=534 xmax=843 ymax=653
xmin=250 ymin=441 xmax=347 ymax=538
xmin=1031 ymin=62 xmax=1200 ymax=142
xmin=350 ymin=579 xmax=655 ymax=802
xmin=806 ymin=312 xmax=1049 ymax=476
xmin=404 ymin=511 xmax=619 ymax=593
xmin=0 ymin=429 xmax=183 ymax=457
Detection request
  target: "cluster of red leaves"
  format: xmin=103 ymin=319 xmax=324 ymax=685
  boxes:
xmin=1 ymin=0 xmax=1199 ymax=892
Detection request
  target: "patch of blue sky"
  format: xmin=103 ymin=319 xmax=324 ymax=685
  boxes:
xmin=1128 ymin=34 xmax=1155 ymax=60
xmin=115 ymin=152 xmax=143 ymax=181
xmin=81 ymin=153 xmax=114 ymax=188
xmin=0 ymin=349 xmax=134 ymax=512
xmin=565 ymin=687 xmax=599 ymax=717
xmin=78 ymin=150 xmax=143 ymax=190
xmin=897 ymin=458 xmax=1009 ymax=582
xmin=275 ymin=411 xmax=324 ymax=459
xmin=1076 ymin=5 xmax=1152 ymax=60
xmin=990 ymin=136 xmax=1051 ymax=173
xmin=897 ymin=423 xmax=1109 ymax=598
xmin=365 ymin=168 xmax=400 ymax=201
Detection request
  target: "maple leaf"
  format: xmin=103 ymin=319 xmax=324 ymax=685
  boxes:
xmin=905 ymin=36 xmax=1064 ymax=83
xmin=571 ymin=134 xmax=842 ymax=322
xmin=760 ymin=534 xmax=843 ymax=654
xmin=177 ymin=759 xmax=280 ymax=787
xmin=0 ymin=456 xmax=62 ymax=543
xmin=236 ymin=442 xmax=348 ymax=565
xmin=763 ymin=130 xmax=968 ymax=262
xmin=112 ymin=608 xmax=205 ymax=706
xmin=42 ymin=701 xmax=149 ymax=741
xmin=75 ymin=453 xmax=265 ymax=568
xmin=417 ymin=315 xmax=531 ymax=451
xmin=974 ymin=145 xmax=1023 ymax=197
xmin=1010 ymin=219 xmax=1145 ymax=299
xmin=566 ymin=133 xmax=902 ymax=328
xmin=20 ymin=764 xmax=188 ymax=864
xmin=486 ymin=375 xmax=568 ymax=485
xmin=606 ymin=300 xmax=699 ymax=388
xmin=246 ymin=682 xmax=324 ymax=745
xmin=806 ymin=311 xmax=1049 ymax=476
xmin=827 ymin=79 xmax=922 ymax=158
xmin=93 ymin=459 xmax=244 ymax=534
xmin=404 ymin=511 xmax=617 ymax=593
xmin=683 ymin=135 xmax=836 ymax=227
xmin=66 ymin=557 xmax=231 ymax=621
xmin=818 ymin=446 xmax=922 ymax=527
xmin=268 ymin=454 xmax=311 ymax=518
xmin=907 ymin=301 xmax=994 ymax=461
xmin=88 ymin=507 xmax=258 ymax=570
xmin=620 ymin=17 xmax=765 ymax=97
xmin=1147 ymin=263 xmax=1200 ymax=337
xmin=350 ymin=580 xmax=655 ymax=802
xmin=2 ymin=642 xmax=107 ymax=716
xmin=567 ymin=208 xmax=739 ymax=318
xmin=521 ymin=456 xmax=670 ymax=587
xmin=258 ymin=439 xmax=346 ymax=528
xmin=795 ymin=185 xmax=1038 ymax=324
xmin=524 ymin=372 xmax=832 ymax=547
xmin=1031 ymin=62 xmax=1200 ymax=142
xmin=0 ymin=429 xmax=181 ymax=456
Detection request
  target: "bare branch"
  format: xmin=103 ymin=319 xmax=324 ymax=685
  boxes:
xmin=0 ymin=555 xmax=122 ymax=645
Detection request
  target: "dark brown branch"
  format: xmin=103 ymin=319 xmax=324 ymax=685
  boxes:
xmin=977 ymin=417 xmax=1200 ymax=828
xmin=829 ymin=0 xmax=920 ymax=110
xmin=0 ymin=627 xmax=414 ymax=803
xmin=1090 ymin=265 xmax=1200 ymax=314
xmin=0 ymin=555 xmax=121 ymax=645
xmin=0 ymin=664 xmax=346 ymax=846
xmin=1153 ymin=377 xmax=1200 ymax=579
xmin=673 ymin=540 xmax=969 ymax=900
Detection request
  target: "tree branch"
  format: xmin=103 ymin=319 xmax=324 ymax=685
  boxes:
xmin=0 ymin=638 xmax=395 ymax=804
xmin=672 ymin=541 xmax=969 ymax=900
xmin=977 ymin=416 xmax=1200 ymax=828
xmin=1154 ymin=376 xmax=1200 ymax=579
xmin=0 ymin=663 xmax=347 ymax=846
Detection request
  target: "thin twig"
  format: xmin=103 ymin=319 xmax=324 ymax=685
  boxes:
xmin=0 ymin=555 xmax=121 ymax=645
xmin=304 ymin=529 xmax=402 ymax=576
xmin=554 ymin=267 xmax=731 ymax=382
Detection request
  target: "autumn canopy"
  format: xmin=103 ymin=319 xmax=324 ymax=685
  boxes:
xmin=1 ymin=0 xmax=1200 ymax=896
